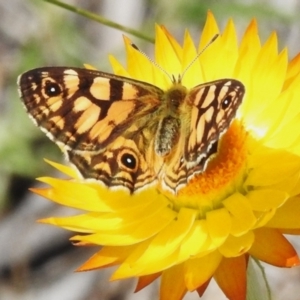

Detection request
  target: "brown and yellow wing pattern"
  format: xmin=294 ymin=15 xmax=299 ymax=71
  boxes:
xmin=18 ymin=67 xmax=162 ymax=151
xmin=162 ymin=79 xmax=245 ymax=192
xmin=18 ymin=67 xmax=164 ymax=192
xmin=18 ymin=67 xmax=245 ymax=194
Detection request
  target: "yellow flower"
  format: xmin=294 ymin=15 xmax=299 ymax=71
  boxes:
xmin=34 ymin=11 xmax=300 ymax=300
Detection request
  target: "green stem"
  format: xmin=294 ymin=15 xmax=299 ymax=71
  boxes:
xmin=42 ymin=0 xmax=155 ymax=43
xmin=247 ymin=258 xmax=272 ymax=300
xmin=252 ymin=258 xmax=272 ymax=300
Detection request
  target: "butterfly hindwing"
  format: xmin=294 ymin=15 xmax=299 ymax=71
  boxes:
xmin=66 ymin=134 xmax=161 ymax=193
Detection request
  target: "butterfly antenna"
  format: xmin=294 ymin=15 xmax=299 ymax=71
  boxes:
xmin=130 ymin=43 xmax=174 ymax=83
xmin=180 ymin=33 xmax=219 ymax=81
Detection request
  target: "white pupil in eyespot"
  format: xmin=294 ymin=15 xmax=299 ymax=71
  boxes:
xmin=121 ymin=153 xmax=136 ymax=169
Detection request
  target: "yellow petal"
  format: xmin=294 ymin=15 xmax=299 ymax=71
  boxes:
xmin=159 ymin=25 xmax=182 ymax=60
xmin=206 ymin=208 xmax=231 ymax=246
xmin=246 ymin=189 xmax=289 ymax=211
xmin=34 ymin=177 xmax=108 ymax=211
xmin=285 ymin=52 xmax=300 ymax=86
xmin=197 ymin=12 xmax=221 ymax=82
xmin=155 ymin=24 xmax=181 ymax=84
xmin=234 ymin=19 xmax=261 ymax=88
xmin=266 ymin=196 xmax=300 ymax=229
xmin=218 ymin=232 xmax=254 ymax=257
xmin=184 ymin=251 xmax=222 ymax=291
xmin=160 ymin=264 xmax=186 ymax=300
xmin=178 ymin=220 xmax=215 ymax=260
xmin=44 ymin=159 xmax=78 ymax=178
xmin=181 ymin=30 xmax=202 ymax=87
xmin=250 ymin=228 xmax=300 ymax=267
xmin=135 ymin=273 xmax=161 ymax=292
xmin=245 ymin=148 xmax=300 ymax=187
xmin=124 ymin=35 xmax=157 ymax=85
xmin=215 ymin=18 xmax=238 ymax=78
xmin=222 ymin=193 xmax=256 ymax=236
xmin=198 ymin=11 xmax=219 ymax=50
xmin=109 ymin=54 xmax=130 ymax=77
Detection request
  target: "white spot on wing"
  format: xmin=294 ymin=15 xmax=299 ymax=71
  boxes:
xmin=64 ymin=69 xmax=79 ymax=76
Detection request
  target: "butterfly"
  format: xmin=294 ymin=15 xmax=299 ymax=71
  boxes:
xmin=18 ymin=66 xmax=245 ymax=194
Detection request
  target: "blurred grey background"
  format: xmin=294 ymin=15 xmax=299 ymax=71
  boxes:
xmin=1 ymin=0 xmax=300 ymax=299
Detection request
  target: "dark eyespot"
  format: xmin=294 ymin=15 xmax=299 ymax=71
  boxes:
xmin=221 ymin=95 xmax=233 ymax=109
xmin=45 ymin=80 xmax=61 ymax=96
xmin=121 ymin=153 xmax=137 ymax=170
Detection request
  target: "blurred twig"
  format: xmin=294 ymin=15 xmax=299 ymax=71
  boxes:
xmin=43 ymin=0 xmax=155 ymax=43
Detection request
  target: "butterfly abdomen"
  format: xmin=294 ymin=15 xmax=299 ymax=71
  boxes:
xmin=154 ymin=85 xmax=188 ymax=157
xmin=155 ymin=116 xmax=180 ymax=156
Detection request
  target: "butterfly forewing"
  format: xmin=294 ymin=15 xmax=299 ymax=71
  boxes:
xmin=18 ymin=67 xmax=163 ymax=152
xmin=186 ymin=79 xmax=244 ymax=162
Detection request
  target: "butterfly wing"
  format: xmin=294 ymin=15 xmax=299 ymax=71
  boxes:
xmin=186 ymin=79 xmax=245 ymax=163
xmin=18 ymin=67 xmax=164 ymax=193
xmin=18 ymin=68 xmax=244 ymax=194
xmin=162 ymin=79 xmax=245 ymax=192
xmin=67 ymin=134 xmax=161 ymax=193
xmin=18 ymin=67 xmax=163 ymax=152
